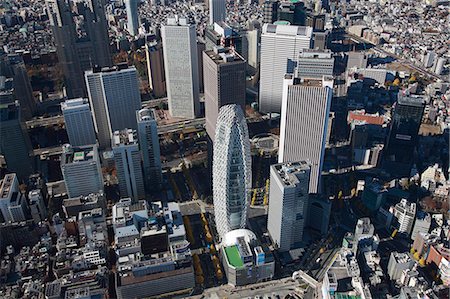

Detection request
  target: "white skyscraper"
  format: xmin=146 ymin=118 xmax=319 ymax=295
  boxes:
xmin=278 ymin=75 xmax=333 ymax=194
xmin=61 ymin=98 xmax=97 ymax=146
xmin=161 ymin=17 xmax=200 ymax=119
xmin=136 ymin=109 xmax=162 ymax=190
xmin=209 ymin=0 xmax=226 ymax=25
xmin=124 ymin=0 xmax=139 ymax=36
xmin=259 ymin=24 xmax=313 ymax=113
xmin=112 ymin=129 xmax=145 ymax=201
xmin=267 ymin=161 xmax=310 ymax=252
xmin=393 ymin=199 xmax=416 ymax=235
xmin=85 ymin=65 xmax=142 ymax=148
xmin=213 ymin=104 xmax=251 ymax=238
xmin=61 ymin=144 xmax=104 ymax=198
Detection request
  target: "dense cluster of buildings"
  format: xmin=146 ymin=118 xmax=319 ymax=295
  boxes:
xmin=0 ymin=0 xmax=449 ymax=298
xmin=342 ymin=0 xmax=449 ymax=78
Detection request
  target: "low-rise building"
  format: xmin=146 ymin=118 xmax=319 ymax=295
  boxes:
xmin=221 ymin=229 xmax=275 ymax=287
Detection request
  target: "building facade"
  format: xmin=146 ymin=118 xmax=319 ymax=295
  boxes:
xmin=61 ymin=144 xmax=104 ymax=198
xmin=0 ymin=101 xmax=33 ymax=179
xmin=61 ymin=98 xmax=97 ymax=147
xmin=393 ymin=199 xmax=416 ymax=235
xmin=259 ymin=24 xmax=313 ymax=113
xmin=384 ymin=93 xmax=425 ymax=177
xmin=161 ymin=17 xmax=200 ymax=119
xmin=145 ymin=40 xmax=166 ymax=98
xmin=112 ymin=129 xmax=145 ymax=201
xmin=268 ymin=161 xmax=310 ymax=251
xmin=124 ymin=0 xmax=139 ymax=36
xmin=209 ymin=0 xmax=226 ymax=25
xmin=85 ymin=65 xmax=142 ymax=149
xmin=278 ymin=76 xmax=333 ymax=193
xmin=213 ymin=105 xmax=251 ymax=238
xmin=203 ymin=46 xmax=246 ymax=142
xmin=136 ymin=109 xmax=162 ymax=190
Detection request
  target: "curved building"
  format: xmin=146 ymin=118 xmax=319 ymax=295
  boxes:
xmin=213 ymin=105 xmax=251 ymax=238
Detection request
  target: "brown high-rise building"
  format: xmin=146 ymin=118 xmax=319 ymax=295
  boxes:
xmin=203 ymin=46 xmax=246 ymax=142
xmin=145 ymin=40 xmax=166 ymax=98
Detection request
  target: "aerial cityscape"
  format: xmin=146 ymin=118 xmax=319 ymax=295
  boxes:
xmin=0 ymin=0 xmax=449 ymax=298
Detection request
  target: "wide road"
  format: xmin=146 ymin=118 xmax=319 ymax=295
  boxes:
xmin=30 ymin=118 xmax=206 ymax=157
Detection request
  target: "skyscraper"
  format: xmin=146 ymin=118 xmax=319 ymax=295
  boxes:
xmin=384 ymin=93 xmax=425 ymax=177
xmin=61 ymin=144 xmax=104 ymax=198
xmin=0 ymin=173 xmax=19 ymax=223
xmin=267 ymin=161 xmax=310 ymax=251
xmin=259 ymin=24 xmax=313 ymax=113
xmin=61 ymin=98 xmax=97 ymax=147
xmin=203 ymin=46 xmax=246 ymax=142
xmin=209 ymin=0 xmax=226 ymax=25
xmin=278 ymin=75 xmax=333 ymax=194
xmin=85 ymin=65 xmax=142 ymax=149
xmin=0 ymin=101 xmax=33 ymax=179
xmin=125 ymin=0 xmax=139 ymax=36
xmin=263 ymin=0 xmax=279 ymax=24
xmin=136 ymin=109 xmax=162 ymax=190
xmin=213 ymin=105 xmax=251 ymax=238
xmin=161 ymin=17 xmax=200 ymax=119
xmin=0 ymin=52 xmax=36 ymax=120
xmin=145 ymin=40 xmax=166 ymax=98
xmin=112 ymin=129 xmax=145 ymax=201
xmin=46 ymin=0 xmax=111 ymax=98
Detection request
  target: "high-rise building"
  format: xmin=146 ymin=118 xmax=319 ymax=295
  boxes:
xmin=246 ymin=29 xmax=260 ymax=70
xmin=85 ymin=65 xmax=142 ymax=149
xmin=213 ymin=105 xmax=251 ymax=238
xmin=0 ymin=101 xmax=33 ymax=179
xmin=203 ymin=46 xmax=246 ymax=142
xmin=45 ymin=0 xmax=111 ymax=98
xmin=0 ymin=52 xmax=36 ymax=119
xmin=112 ymin=129 xmax=145 ymax=201
xmin=0 ymin=173 xmax=19 ymax=223
xmin=161 ymin=17 xmax=200 ymax=119
xmin=145 ymin=40 xmax=166 ymax=98
xmin=259 ymin=24 xmax=313 ymax=113
xmin=136 ymin=109 xmax=162 ymax=190
xmin=296 ymin=49 xmax=334 ymax=79
xmin=263 ymin=0 xmax=279 ymax=24
xmin=384 ymin=93 xmax=425 ymax=177
xmin=209 ymin=0 xmax=226 ymax=25
xmin=267 ymin=161 xmax=310 ymax=252
xmin=124 ymin=0 xmax=139 ymax=36
xmin=393 ymin=199 xmax=416 ymax=235
xmin=278 ymin=75 xmax=333 ymax=193
xmin=61 ymin=144 xmax=104 ymax=198
xmin=61 ymin=98 xmax=97 ymax=147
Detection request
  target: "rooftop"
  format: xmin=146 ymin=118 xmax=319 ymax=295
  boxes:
xmin=112 ymin=129 xmax=138 ymax=147
xmin=61 ymin=144 xmax=97 ymax=165
xmin=137 ymin=108 xmax=157 ymax=123
xmin=272 ymin=161 xmax=310 ymax=187
xmin=225 ymin=245 xmax=244 ymax=268
xmin=204 ymin=46 xmax=245 ymax=65
xmin=0 ymin=173 xmax=17 ymax=199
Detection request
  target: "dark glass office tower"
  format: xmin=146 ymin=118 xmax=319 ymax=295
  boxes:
xmin=384 ymin=93 xmax=425 ymax=177
xmin=46 ymin=0 xmax=112 ymax=98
